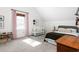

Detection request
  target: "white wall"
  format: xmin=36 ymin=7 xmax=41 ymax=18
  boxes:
xmin=36 ymin=7 xmax=77 ymax=32
xmin=0 ymin=7 xmax=77 ymax=35
xmin=0 ymin=7 xmax=43 ymax=35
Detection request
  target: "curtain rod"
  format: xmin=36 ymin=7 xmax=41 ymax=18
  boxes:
xmin=11 ymin=9 xmax=29 ymax=13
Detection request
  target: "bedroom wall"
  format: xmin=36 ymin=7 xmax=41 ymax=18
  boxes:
xmin=0 ymin=7 xmax=43 ymax=35
xmin=36 ymin=7 xmax=77 ymax=32
xmin=0 ymin=7 xmax=77 ymax=35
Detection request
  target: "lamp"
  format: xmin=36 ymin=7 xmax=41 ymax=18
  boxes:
xmin=75 ymin=7 xmax=79 ymax=16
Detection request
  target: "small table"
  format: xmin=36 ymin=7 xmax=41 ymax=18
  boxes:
xmin=0 ymin=32 xmax=13 ymax=43
xmin=0 ymin=34 xmax=8 ymax=43
xmin=56 ymin=35 xmax=79 ymax=52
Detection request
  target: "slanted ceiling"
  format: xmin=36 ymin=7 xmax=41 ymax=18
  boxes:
xmin=35 ymin=7 xmax=78 ymax=32
xmin=36 ymin=7 xmax=77 ymax=21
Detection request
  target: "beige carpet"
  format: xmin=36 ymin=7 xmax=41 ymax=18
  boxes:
xmin=0 ymin=35 xmax=56 ymax=52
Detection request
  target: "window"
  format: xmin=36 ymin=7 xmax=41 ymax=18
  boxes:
xmin=16 ymin=13 xmax=25 ymax=30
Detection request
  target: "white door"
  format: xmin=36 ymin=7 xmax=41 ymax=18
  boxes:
xmin=16 ymin=15 xmax=26 ymax=38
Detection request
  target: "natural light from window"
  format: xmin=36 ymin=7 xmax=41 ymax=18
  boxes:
xmin=16 ymin=16 xmax=25 ymax=30
xmin=22 ymin=38 xmax=42 ymax=47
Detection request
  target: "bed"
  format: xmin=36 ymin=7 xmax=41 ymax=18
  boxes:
xmin=44 ymin=25 xmax=79 ymax=45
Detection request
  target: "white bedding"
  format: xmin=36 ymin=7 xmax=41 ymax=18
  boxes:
xmin=54 ymin=31 xmax=79 ymax=36
xmin=45 ymin=38 xmax=57 ymax=45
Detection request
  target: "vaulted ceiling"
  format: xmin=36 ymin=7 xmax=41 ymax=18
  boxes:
xmin=35 ymin=7 xmax=77 ymax=21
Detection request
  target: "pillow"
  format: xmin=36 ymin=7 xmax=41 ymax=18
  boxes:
xmin=58 ymin=28 xmax=77 ymax=33
xmin=58 ymin=28 xmax=66 ymax=32
xmin=64 ymin=29 xmax=72 ymax=33
xmin=70 ymin=29 xmax=76 ymax=33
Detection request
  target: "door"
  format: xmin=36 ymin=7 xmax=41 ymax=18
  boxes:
xmin=16 ymin=14 xmax=26 ymax=38
xmin=12 ymin=9 xmax=29 ymax=39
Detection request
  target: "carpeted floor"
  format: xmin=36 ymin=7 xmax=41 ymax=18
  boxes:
xmin=0 ymin=35 xmax=56 ymax=52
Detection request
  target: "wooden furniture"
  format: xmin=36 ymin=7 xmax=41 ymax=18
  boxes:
xmin=7 ymin=32 xmax=13 ymax=40
xmin=0 ymin=34 xmax=8 ymax=43
xmin=56 ymin=35 xmax=79 ymax=52
xmin=0 ymin=32 xmax=13 ymax=43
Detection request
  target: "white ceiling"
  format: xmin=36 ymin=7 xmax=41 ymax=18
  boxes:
xmin=35 ymin=7 xmax=77 ymax=21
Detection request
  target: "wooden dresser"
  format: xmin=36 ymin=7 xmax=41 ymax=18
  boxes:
xmin=56 ymin=35 xmax=79 ymax=52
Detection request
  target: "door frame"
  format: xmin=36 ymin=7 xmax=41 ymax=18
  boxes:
xmin=11 ymin=9 xmax=29 ymax=39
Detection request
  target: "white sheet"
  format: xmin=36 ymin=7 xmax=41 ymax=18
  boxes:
xmin=45 ymin=38 xmax=57 ymax=45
